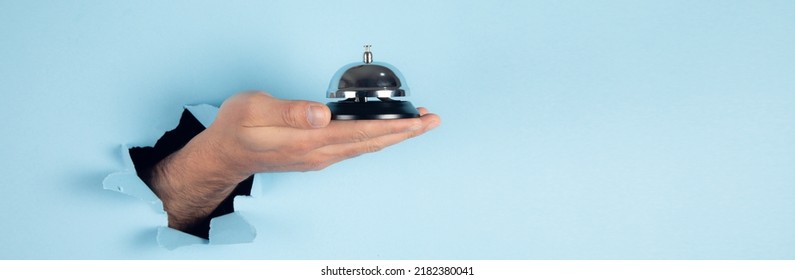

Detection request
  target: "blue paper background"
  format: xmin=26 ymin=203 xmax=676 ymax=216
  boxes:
xmin=1 ymin=0 xmax=794 ymax=259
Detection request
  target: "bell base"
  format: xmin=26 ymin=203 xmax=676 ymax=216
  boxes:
xmin=327 ymin=100 xmax=420 ymax=120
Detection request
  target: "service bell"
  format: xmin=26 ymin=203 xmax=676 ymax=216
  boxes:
xmin=326 ymin=45 xmax=420 ymax=120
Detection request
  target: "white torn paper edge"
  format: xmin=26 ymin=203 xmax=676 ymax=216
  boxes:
xmin=102 ymin=145 xmax=164 ymax=213
xmin=103 ymin=104 xmax=258 ymax=250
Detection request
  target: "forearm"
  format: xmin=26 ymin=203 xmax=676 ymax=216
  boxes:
xmin=149 ymin=131 xmax=249 ymax=233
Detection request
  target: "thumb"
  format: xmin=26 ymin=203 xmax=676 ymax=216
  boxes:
xmin=224 ymin=92 xmax=332 ymax=129
xmin=273 ymin=99 xmax=331 ymax=129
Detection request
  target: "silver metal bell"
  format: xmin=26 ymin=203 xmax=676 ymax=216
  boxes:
xmin=326 ymin=45 xmax=419 ymax=120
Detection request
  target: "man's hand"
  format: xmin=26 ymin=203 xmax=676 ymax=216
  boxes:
xmin=150 ymin=91 xmax=440 ymax=233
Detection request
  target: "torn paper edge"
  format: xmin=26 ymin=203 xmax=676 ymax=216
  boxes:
xmin=209 ymin=212 xmax=257 ymax=245
xmin=103 ymin=104 xmax=259 ymax=250
xmin=185 ymin=103 xmax=218 ymax=128
xmin=157 ymin=226 xmax=208 ymax=249
xmin=102 ymin=144 xmax=164 ymax=213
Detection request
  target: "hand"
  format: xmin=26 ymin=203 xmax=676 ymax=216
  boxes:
xmin=150 ymin=91 xmax=440 ymax=232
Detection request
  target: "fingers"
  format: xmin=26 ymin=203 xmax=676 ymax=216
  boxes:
xmin=239 ymin=109 xmax=440 ymax=172
xmin=240 ymin=116 xmax=416 ymax=148
xmin=300 ymin=111 xmax=441 ymax=146
xmin=417 ymin=107 xmax=430 ymax=116
xmin=261 ymin=113 xmax=438 ymax=168
xmin=259 ymin=131 xmax=425 ymax=172
xmin=309 ymin=113 xmax=441 ymax=161
xmin=313 ymin=117 xmax=422 ymax=144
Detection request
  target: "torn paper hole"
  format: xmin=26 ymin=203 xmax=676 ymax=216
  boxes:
xmin=103 ymin=104 xmax=258 ymax=250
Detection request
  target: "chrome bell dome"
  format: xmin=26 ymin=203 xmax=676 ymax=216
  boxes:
xmin=326 ymin=45 xmax=419 ymax=120
xmin=327 ymin=45 xmax=410 ymax=100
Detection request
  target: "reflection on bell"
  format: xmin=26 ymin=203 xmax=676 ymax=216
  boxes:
xmin=326 ymin=45 xmax=420 ymax=120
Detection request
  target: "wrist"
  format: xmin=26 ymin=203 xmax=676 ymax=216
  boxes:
xmin=198 ymin=126 xmax=258 ymax=183
xmin=149 ymin=129 xmax=250 ymax=232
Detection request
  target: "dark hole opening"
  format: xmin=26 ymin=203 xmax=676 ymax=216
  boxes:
xmin=129 ymin=109 xmax=252 ymax=239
